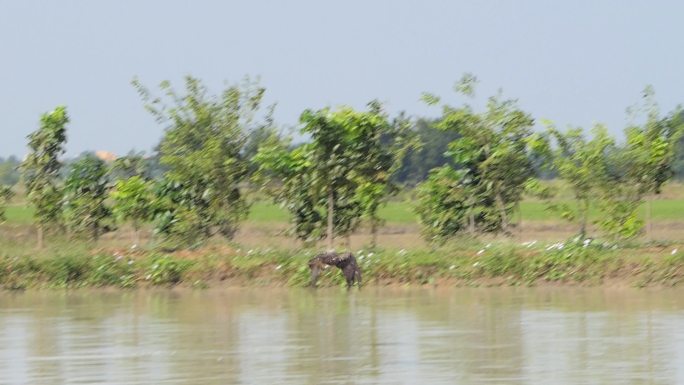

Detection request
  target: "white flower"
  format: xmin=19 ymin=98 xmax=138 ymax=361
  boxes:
xmin=522 ymin=240 xmax=537 ymax=248
xmin=477 ymin=249 xmax=485 ymax=255
xmin=275 ymin=264 xmax=282 ymax=270
xmin=473 ymin=262 xmax=480 ymax=267
xmin=672 ymin=249 xmax=678 ymax=255
xmin=449 ymin=265 xmax=456 ymax=270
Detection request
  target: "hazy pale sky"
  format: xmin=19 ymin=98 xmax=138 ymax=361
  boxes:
xmin=1 ymin=1 xmax=683 ymax=157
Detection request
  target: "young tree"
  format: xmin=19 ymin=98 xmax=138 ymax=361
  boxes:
xmin=62 ymin=155 xmax=114 ymax=241
xmin=110 ymin=175 xmax=155 ymax=245
xmin=393 ymin=119 xmax=461 ymax=185
xmin=416 ymin=75 xmax=542 ymax=242
xmin=613 ymin=87 xmax=684 ymax=239
xmin=108 ymin=152 xmax=150 ymax=181
xmin=0 ymin=185 xmax=13 ymax=223
xmin=20 ymin=106 xmax=69 ymax=248
xmin=353 ymin=107 xmax=416 ymax=248
xmin=133 ymin=76 xmax=267 ymax=246
xmin=546 ymin=124 xmax=615 ymax=239
xmin=256 ymin=104 xmax=407 ymax=250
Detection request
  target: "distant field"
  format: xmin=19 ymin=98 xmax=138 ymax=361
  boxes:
xmin=519 ymin=199 xmax=684 ymax=221
xmin=245 ymin=201 xmax=418 ymax=224
xmin=4 ymin=205 xmax=34 ymax=224
xmin=5 ymin=197 xmax=684 ymax=226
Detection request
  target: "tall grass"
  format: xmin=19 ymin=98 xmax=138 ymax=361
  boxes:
xmin=0 ymin=239 xmax=682 ymax=289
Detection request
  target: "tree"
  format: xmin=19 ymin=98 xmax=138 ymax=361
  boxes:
xmin=415 ymin=166 xmax=469 ymax=241
xmin=393 ymin=119 xmax=461 ymax=185
xmin=62 ymin=155 xmax=114 ymax=241
xmin=20 ymin=106 xmax=69 ymax=248
xmin=416 ymin=75 xmax=542 ymax=242
xmin=108 ymin=152 xmax=151 ymax=181
xmin=545 ymin=124 xmax=615 ymax=238
xmin=256 ymin=103 xmax=407 ymax=249
xmin=353 ymin=106 xmax=416 ymax=248
xmin=611 ymin=87 xmax=684 ymax=239
xmin=110 ymin=175 xmax=155 ymax=245
xmin=133 ymin=76 xmax=266 ymax=246
xmin=0 ymin=185 xmax=13 ymax=223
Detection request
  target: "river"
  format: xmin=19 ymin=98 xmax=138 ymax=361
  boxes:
xmin=1 ymin=287 xmax=683 ymax=384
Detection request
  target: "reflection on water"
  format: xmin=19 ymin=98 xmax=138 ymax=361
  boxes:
xmin=1 ymin=287 xmax=684 ymax=384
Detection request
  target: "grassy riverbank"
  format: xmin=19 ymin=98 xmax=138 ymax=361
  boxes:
xmin=3 ymin=183 xmax=684 ymax=290
xmin=1 ymin=238 xmax=684 ymax=290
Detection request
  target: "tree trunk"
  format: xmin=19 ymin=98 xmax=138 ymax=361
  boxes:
xmin=494 ymin=188 xmax=508 ymax=234
xmin=467 ymin=195 xmax=476 ymax=234
xmin=516 ymin=202 xmax=522 ymax=238
xmin=37 ymin=224 xmax=43 ymax=249
xmin=133 ymin=223 xmax=140 ymax=246
xmin=579 ymin=199 xmax=588 ymax=239
xmin=327 ymin=185 xmax=334 ymax=251
xmin=646 ymin=195 xmax=653 ymax=241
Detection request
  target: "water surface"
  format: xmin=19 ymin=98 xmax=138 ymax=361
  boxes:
xmin=1 ymin=287 xmax=683 ymax=384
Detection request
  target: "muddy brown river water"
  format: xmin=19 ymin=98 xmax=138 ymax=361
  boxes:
xmin=1 ymin=287 xmax=683 ymax=384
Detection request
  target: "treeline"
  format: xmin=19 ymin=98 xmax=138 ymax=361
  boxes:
xmin=1 ymin=75 xmax=684 ymax=249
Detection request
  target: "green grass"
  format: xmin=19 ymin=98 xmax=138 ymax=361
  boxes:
xmin=246 ymin=200 xmax=419 ymax=224
xmin=247 ymin=201 xmax=291 ymax=223
xmin=4 ymin=205 xmax=34 ymax=224
xmin=5 ymin=198 xmax=684 ymax=226
xmin=519 ymin=199 xmax=684 ymax=221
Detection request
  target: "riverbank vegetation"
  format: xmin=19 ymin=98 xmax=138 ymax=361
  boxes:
xmin=0 ymin=237 xmax=683 ymax=289
xmin=2 ymin=74 xmax=684 ymax=289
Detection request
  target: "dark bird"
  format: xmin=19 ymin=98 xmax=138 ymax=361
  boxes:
xmin=308 ymin=251 xmax=362 ymax=288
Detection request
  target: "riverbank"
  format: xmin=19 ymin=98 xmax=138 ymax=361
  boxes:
xmin=1 ymin=237 xmax=684 ymax=290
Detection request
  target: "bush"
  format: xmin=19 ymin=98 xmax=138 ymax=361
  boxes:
xmin=144 ymin=255 xmax=193 ymax=285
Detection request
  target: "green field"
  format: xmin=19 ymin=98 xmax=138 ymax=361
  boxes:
xmin=6 ymin=198 xmax=684 ymax=226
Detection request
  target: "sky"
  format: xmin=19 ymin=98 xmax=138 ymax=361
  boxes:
xmin=1 ymin=1 xmax=683 ymax=157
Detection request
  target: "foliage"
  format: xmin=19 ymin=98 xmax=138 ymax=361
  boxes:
xmin=110 ymin=175 xmax=155 ymax=243
xmin=393 ymin=119 xmax=461 ymax=185
xmin=41 ymin=253 xmax=93 ymax=287
xmin=255 ymin=103 xmax=409 ymax=248
xmin=89 ymin=254 xmax=136 ymax=288
xmin=144 ymin=254 xmax=193 ymax=285
xmin=415 ymin=166 xmax=468 ymax=241
xmin=108 ymin=152 xmax=151 ymax=181
xmin=20 ymin=106 xmax=69 ymax=245
xmin=352 ymin=105 xmax=417 ymax=247
xmin=545 ymin=124 xmax=615 ymax=238
xmin=0 ymin=185 xmax=13 ymax=222
xmin=416 ymin=76 xmax=542 ymax=241
xmin=599 ymin=89 xmax=684 ymax=239
xmin=62 ymin=155 xmax=114 ymax=240
xmin=133 ymin=76 xmax=267 ymax=246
